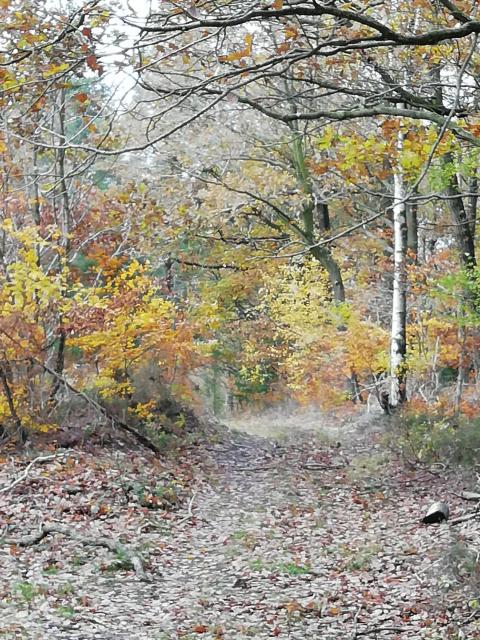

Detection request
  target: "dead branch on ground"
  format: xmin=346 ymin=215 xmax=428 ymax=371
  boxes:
xmin=40 ymin=361 xmax=161 ymax=454
xmin=2 ymin=523 xmax=148 ymax=581
xmin=0 ymin=450 xmax=74 ymax=494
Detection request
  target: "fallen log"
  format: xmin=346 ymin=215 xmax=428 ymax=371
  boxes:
xmin=459 ymin=491 xmax=480 ymax=501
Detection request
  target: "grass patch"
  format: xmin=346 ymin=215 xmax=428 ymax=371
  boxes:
xmin=276 ymin=562 xmax=312 ymax=576
xmin=230 ymin=530 xmax=259 ymax=550
xmin=249 ymin=558 xmax=265 ymax=572
xmin=57 ymin=582 xmax=75 ymax=596
xmin=249 ymin=558 xmax=312 ymax=575
xmin=346 ymin=452 xmax=390 ymax=481
xmin=72 ymin=554 xmax=88 ymax=567
xmin=13 ymin=582 xmax=39 ymax=605
xmin=232 ymin=529 xmax=249 ymax=540
xmin=344 ymin=544 xmax=381 ymax=571
xmin=42 ymin=564 xmax=59 ymax=576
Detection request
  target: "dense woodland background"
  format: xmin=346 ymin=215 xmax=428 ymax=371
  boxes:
xmin=2 ymin=0 xmax=480 ymax=457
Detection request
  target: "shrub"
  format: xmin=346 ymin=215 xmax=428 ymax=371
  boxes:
xmin=392 ymin=411 xmax=480 ymax=466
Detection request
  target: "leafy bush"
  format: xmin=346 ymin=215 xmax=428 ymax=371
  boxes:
xmin=392 ymin=411 xmax=480 ymax=466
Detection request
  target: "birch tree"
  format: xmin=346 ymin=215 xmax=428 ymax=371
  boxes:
xmin=390 ymin=127 xmax=408 ymax=408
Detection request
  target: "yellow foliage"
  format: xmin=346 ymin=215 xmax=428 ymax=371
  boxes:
xmin=259 ymin=258 xmax=388 ymax=406
xmin=70 ymin=260 xmax=200 ymax=400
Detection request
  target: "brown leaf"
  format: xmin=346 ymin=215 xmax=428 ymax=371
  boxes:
xmin=74 ymin=92 xmax=89 ymax=104
xmin=86 ymin=55 xmax=99 ymax=71
xmin=284 ymin=25 xmax=299 ymax=40
xmin=276 ymin=42 xmax=290 ymax=54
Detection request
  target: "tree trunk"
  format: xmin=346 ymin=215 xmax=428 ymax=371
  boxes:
xmin=454 ymin=313 xmax=466 ymax=418
xmin=390 ymin=131 xmax=408 ymax=408
xmin=291 ymin=134 xmax=345 ymax=303
xmin=467 ymin=172 xmax=478 ymax=239
xmin=429 ymin=64 xmax=476 ymax=272
xmin=406 ymin=198 xmax=418 ymax=263
xmin=316 ymin=201 xmax=331 ymax=233
xmin=445 ymin=159 xmax=476 ymax=271
xmin=309 ymin=244 xmax=345 ymax=303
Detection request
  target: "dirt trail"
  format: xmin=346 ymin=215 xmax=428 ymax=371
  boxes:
xmin=0 ymin=412 xmax=478 ymax=639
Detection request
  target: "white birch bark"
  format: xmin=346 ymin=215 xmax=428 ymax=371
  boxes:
xmin=390 ymin=127 xmax=408 ymax=407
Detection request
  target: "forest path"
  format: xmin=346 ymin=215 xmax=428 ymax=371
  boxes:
xmin=0 ymin=413 xmax=478 ymax=639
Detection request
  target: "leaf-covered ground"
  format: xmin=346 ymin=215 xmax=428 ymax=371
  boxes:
xmin=1 ymin=413 xmax=480 ymax=639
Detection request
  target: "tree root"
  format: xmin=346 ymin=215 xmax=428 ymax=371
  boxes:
xmin=2 ymin=523 xmax=148 ymax=581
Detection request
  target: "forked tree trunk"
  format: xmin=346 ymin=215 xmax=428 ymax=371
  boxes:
xmin=390 ymin=130 xmax=408 ymax=408
xmin=290 ymin=131 xmax=346 ymax=303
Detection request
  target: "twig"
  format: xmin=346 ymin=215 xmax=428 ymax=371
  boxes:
xmin=230 ymin=441 xmax=254 ymax=449
xmin=1 ymin=523 xmax=148 ymax=581
xmin=0 ymin=450 xmax=74 ymax=494
xmin=355 ymin=627 xmax=416 ymax=636
xmin=301 ymin=463 xmax=345 ymax=470
xmin=351 ymin=604 xmax=363 ymax=640
xmin=137 ymin=516 xmax=170 ymax=534
xmin=456 ymin=491 xmax=480 ymax=501
xmin=460 ymin=606 xmax=480 ymax=626
xmin=0 ymin=329 xmax=162 ymax=455
xmin=40 ymin=362 xmax=161 ymax=454
xmin=450 ymin=512 xmax=480 ymax=526
xmin=177 ymin=490 xmax=200 ymax=525
xmin=234 ymin=465 xmax=276 ymax=472
xmin=186 ymin=490 xmax=197 ymax=517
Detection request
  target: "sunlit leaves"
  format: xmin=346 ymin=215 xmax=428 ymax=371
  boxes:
xmin=259 ymin=258 xmax=388 ymax=406
xmin=70 ymin=259 xmax=200 ymax=402
xmin=42 ymin=62 xmax=70 ymax=78
xmin=218 ymin=33 xmax=254 ymax=63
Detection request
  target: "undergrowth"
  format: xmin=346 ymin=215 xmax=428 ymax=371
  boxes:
xmin=390 ymin=411 xmax=480 ymax=467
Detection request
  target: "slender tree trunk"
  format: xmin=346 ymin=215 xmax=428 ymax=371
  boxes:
xmin=390 ymin=130 xmax=408 ymax=408
xmin=0 ymin=363 xmax=27 ymax=444
xmin=49 ymin=87 xmax=70 ymax=404
xmin=444 ymin=158 xmax=476 ymax=271
xmin=429 ymin=65 xmax=476 ymax=271
xmin=291 ymin=134 xmax=345 ymax=303
xmin=57 ymin=87 xmax=71 ymax=254
xmin=316 ymin=201 xmax=331 ymax=233
xmin=164 ymin=253 xmax=173 ymax=294
xmin=48 ymin=329 xmax=66 ymax=407
xmin=454 ymin=310 xmax=466 ymax=418
xmin=467 ymin=172 xmax=478 ymax=238
xmin=406 ymin=198 xmax=418 ymax=263
xmin=309 ymin=245 xmax=345 ymax=303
